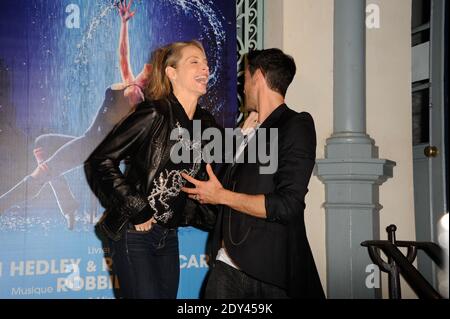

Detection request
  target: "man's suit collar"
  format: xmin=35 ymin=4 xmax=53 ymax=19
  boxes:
xmin=259 ymin=103 xmax=288 ymax=129
xmin=227 ymin=104 xmax=287 ymax=176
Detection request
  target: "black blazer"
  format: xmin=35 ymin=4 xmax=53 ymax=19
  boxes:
xmin=210 ymin=104 xmax=325 ymax=299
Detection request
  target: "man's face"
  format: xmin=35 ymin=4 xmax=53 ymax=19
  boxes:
xmin=244 ymin=67 xmax=257 ymax=112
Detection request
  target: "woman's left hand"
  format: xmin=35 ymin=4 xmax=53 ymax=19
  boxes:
xmin=134 ymin=216 xmax=157 ymax=232
xmin=181 ymin=164 xmax=225 ymax=205
xmin=241 ymin=111 xmax=259 ymax=135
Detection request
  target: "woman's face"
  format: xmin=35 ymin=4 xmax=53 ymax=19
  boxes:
xmin=166 ymin=45 xmax=210 ymax=98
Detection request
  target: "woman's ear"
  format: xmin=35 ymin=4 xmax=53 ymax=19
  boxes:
xmin=165 ymin=66 xmax=176 ymax=82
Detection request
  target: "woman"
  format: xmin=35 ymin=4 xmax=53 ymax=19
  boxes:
xmin=84 ymin=40 xmax=218 ymax=299
xmin=0 ymin=0 xmax=149 ymax=229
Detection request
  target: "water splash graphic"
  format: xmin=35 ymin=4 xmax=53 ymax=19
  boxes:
xmin=166 ymin=0 xmax=226 ymax=88
xmin=74 ymin=3 xmax=117 ymax=68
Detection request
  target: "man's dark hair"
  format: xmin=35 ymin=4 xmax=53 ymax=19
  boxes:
xmin=246 ymin=48 xmax=296 ymax=97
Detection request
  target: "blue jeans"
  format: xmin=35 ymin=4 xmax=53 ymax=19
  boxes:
xmin=108 ymin=223 xmax=180 ymax=299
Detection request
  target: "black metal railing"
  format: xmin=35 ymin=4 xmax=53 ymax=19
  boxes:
xmin=361 ymin=224 xmax=444 ymax=299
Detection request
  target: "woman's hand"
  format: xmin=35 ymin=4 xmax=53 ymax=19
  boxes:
xmin=118 ymin=0 xmax=136 ymax=23
xmin=241 ymin=111 xmax=259 ymax=135
xmin=134 ymin=216 xmax=157 ymax=232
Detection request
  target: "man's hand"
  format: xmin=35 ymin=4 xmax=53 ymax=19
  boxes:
xmin=182 ymin=164 xmax=267 ymax=219
xmin=118 ymin=0 xmax=136 ymax=23
xmin=134 ymin=216 xmax=157 ymax=232
xmin=181 ymin=164 xmax=225 ymax=205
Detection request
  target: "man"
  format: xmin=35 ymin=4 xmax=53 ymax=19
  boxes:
xmin=182 ymin=49 xmax=325 ymax=299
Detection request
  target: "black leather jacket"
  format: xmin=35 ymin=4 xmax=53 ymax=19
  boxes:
xmin=84 ymin=95 xmax=218 ymax=241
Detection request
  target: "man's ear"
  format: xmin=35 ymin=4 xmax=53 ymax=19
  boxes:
xmin=254 ymin=69 xmax=266 ymax=87
xmin=165 ymin=66 xmax=176 ymax=81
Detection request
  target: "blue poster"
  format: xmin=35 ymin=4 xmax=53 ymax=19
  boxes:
xmin=0 ymin=0 xmax=236 ymax=299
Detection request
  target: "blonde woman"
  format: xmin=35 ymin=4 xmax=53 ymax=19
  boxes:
xmin=85 ymin=40 xmax=218 ymax=298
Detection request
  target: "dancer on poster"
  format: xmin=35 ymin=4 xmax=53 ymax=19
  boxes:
xmin=0 ymin=0 xmax=150 ymax=229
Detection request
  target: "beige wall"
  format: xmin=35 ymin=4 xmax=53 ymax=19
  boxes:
xmin=366 ymin=0 xmax=415 ymax=299
xmin=264 ymin=0 xmax=415 ymax=298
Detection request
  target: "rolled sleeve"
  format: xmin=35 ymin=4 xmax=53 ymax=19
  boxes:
xmin=264 ymin=113 xmax=316 ymax=224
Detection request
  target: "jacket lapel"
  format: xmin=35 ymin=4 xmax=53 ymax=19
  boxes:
xmin=258 ymin=104 xmax=288 ymax=130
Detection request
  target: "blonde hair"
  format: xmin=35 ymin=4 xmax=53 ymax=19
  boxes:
xmin=145 ymin=40 xmax=205 ymax=101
